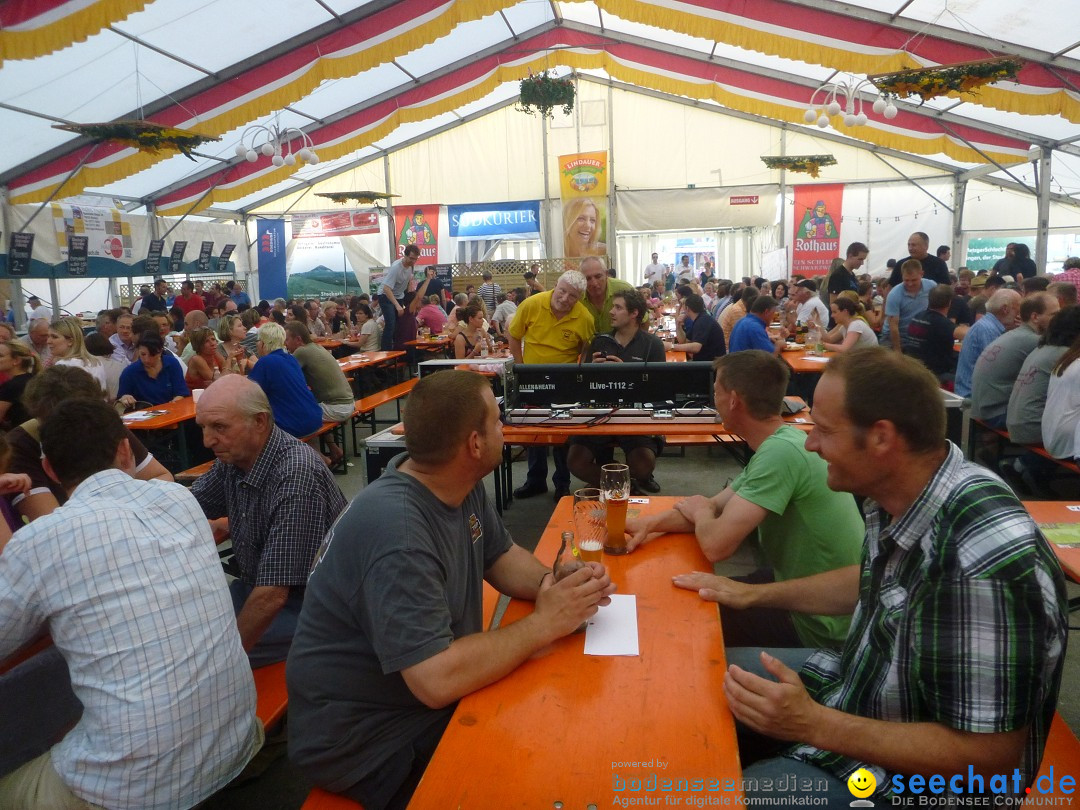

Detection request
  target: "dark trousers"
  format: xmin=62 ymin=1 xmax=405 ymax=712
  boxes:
xmin=377 ymin=295 xmax=401 ymax=352
xmin=525 ymin=446 xmax=570 ymax=490
xmin=718 ymin=568 xmax=803 ymax=648
xmin=229 ymin=580 xmax=304 ymax=669
xmin=341 ymin=707 xmax=453 ymax=810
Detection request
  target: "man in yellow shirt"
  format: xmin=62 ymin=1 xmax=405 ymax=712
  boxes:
xmin=508 ymin=270 xmax=594 ymax=500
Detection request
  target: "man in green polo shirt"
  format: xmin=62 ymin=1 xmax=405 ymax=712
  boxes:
xmin=580 ymin=256 xmax=635 ymax=334
xmin=625 ymin=350 xmax=864 ymax=650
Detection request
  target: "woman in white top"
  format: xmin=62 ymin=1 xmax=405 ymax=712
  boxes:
xmin=822 ymin=296 xmax=877 ymax=352
xmin=343 ymin=303 xmax=381 ymax=353
xmin=1042 ymin=336 xmax=1080 ymax=459
xmin=47 ymin=317 xmax=107 ymax=394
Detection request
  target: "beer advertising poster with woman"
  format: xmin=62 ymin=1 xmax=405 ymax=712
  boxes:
xmin=558 ymin=151 xmax=608 ymax=261
xmin=792 ymin=184 xmax=844 ymax=276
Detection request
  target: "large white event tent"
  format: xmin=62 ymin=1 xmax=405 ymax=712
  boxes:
xmin=2 ymin=0 xmax=1080 ymax=318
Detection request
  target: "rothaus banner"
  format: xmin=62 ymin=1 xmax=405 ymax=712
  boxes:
xmin=791 ymin=184 xmax=844 ymax=277
xmin=448 ymin=201 xmax=541 ymax=239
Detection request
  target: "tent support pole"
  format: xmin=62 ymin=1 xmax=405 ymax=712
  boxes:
xmin=1035 ymin=149 xmax=1053 ymax=275
xmin=541 ymin=113 xmax=552 ymax=265
xmin=778 ymin=128 xmax=787 ymax=274
xmin=384 ymin=154 xmax=395 ymax=262
xmin=952 ymin=178 xmax=967 ymax=270
xmin=607 ymin=82 xmax=616 ymax=269
xmin=48 ymin=277 xmax=60 ymax=319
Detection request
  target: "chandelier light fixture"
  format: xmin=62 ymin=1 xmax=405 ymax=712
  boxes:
xmin=804 ymin=76 xmax=897 ymax=130
xmin=233 ymin=124 xmax=320 ymax=167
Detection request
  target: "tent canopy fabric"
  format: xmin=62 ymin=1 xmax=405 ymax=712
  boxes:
xmin=2 ymin=0 xmax=1079 ymax=217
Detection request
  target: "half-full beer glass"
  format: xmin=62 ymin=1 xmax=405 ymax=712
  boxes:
xmin=600 ymin=463 xmax=630 ymax=555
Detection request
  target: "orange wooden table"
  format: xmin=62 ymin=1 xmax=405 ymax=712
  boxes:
xmin=405 ymin=335 xmax=453 ymax=349
xmin=1023 ymin=500 xmax=1080 ymax=583
xmin=120 ymin=396 xmax=196 ymax=430
xmin=337 ymin=349 xmax=406 ymax=375
xmin=780 ymin=346 xmax=833 ymax=374
xmin=408 ymin=496 xmax=742 ymax=809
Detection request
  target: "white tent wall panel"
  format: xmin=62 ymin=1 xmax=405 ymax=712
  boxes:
xmin=962 ymin=181 xmax=1080 ymax=232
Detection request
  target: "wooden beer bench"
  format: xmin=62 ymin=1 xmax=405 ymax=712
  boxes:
xmin=350 ymin=378 xmax=419 ymax=454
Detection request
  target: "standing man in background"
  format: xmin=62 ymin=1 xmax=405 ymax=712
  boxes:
xmin=378 ymin=244 xmax=419 ymax=351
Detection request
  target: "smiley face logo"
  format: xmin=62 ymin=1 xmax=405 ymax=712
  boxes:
xmin=847 ymin=768 xmax=876 ymax=799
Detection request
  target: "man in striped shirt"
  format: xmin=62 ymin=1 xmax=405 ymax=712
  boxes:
xmin=723 ymin=348 xmax=1068 ymax=805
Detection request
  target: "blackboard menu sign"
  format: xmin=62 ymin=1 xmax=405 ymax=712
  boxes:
xmin=219 ymin=243 xmax=235 ymax=268
xmin=169 ymin=241 xmax=187 ymax=274
xmin=197 ymin=240 xmax=214 ymax=273
xmin=67 ymin=235 xmax=89 ymax=276
xmin=8 ymin=233 xmax=34 ymax=276
xmin=146 ymin=239 xmax=164 ymax=274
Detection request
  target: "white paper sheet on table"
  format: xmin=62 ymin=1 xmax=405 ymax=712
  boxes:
xmin=799 ymin=355 xmax=831 ymax=363
xmin=584 ymin=593 xmax=639 ymax=656
xmin=122 ymin=410 xmax=166 ymax=421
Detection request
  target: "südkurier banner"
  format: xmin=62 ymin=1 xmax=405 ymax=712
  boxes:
xmin=447 ymin=201 xmax=541 ymax=239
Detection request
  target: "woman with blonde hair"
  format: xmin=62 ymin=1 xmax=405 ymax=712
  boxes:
xmin=216 ymin=314 xmax=255 ymax=374
xmin=563 ymin=197 xmax=607 ymax=258
xmin=47 ymin=316 xmax=107 ymax=393
xmin=0 ymin=340 xmax=41 ymax=428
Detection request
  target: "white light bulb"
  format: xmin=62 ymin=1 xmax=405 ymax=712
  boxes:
xmin=884 ymin=104 xmax=898 ymax=120
xmin=260 ymin=143 xmax=275 ymax=156
xmin=297 ymin=148 xmax=312 ymax=163
xmin=826 ymin=101 xmax=841 ymax=116
xmin=284 ymin=154 xmax=296 ymax=166
xmin=804 ymin=108 xmax=818 ymax=124
xmin=817 ymin=115 xmax=829 ymax=128
xmin=234 ymin=143 xmax=248 ymax=158
xmin=843 ymin=114 xmax=856 ymax=127
xmin=245 ymin=150 xmax=258 ymax=162
xmin=307 ymin=152 xmax=320 ymax=165
xmin=872 ymin=98 xmax=887 ymax=114
xmin=855 ymin=112 xmax=868 ymax=126
xmin=272 ymin=155 xmax=285 ymax=167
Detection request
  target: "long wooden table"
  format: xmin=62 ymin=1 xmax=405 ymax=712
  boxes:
xmin=408 ymin=496 xmax=742 ymax=808
xmin=1023 ymin=501 xmax=1080 ymax=584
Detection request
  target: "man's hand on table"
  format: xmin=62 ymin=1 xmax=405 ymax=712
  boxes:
xmin=208 ymin=517 xmax=230 ymax=543
xmin=724 ymin=652 xmax=822 ymax=745
xmin=672 ymin=571 xmax=756 ymax=609
xmin=536 ymin=563 xmax=615 ymax=638
xmin=625 ymin=516 xmax=664 ymax=552
xmin=674 ymin=495 xmax=715 ymax=525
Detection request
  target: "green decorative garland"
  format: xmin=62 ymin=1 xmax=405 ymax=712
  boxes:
xmin=518 ymin=72 xmax=575 ymax=118
xmin=53 ymin=120 xmax=218 ymax=160
xmin=761 ymin=155 xmax=837 ymax=178
xmin=870 ymin=56 xmax=1024 ymax=103
xmin=316 ymin=191 xmax=399 ymax=205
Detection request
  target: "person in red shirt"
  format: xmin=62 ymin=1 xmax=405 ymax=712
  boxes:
xmin=175 ymin=280 xmax=205 ymax=317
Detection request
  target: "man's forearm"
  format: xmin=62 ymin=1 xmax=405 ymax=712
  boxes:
xmin=236 ymin=585 xmax=290 ymax=651
xmin=742 ymin=565 xmax=860 ymax=615
xmin=810 ymin=709 xmax=1027 ymax=781
xmin=509 ymin=336 xmax=524 ymax=363
xmin=888 ymin=317 xmax=901 ymax=352
xmin=485 ymin=544 xmax=550 ymax=600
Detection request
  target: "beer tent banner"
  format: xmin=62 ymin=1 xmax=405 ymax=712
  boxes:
xmin=558 ymin=152 xmax=608 ymax=262
xmin=792 ymin=184 xmax=844 ymax=277
xmin=393 ymin=204 xmax=440 ymax=265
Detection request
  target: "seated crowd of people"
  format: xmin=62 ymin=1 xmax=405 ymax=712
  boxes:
xmin=0 ymin=248 xmax=1072 ymax=810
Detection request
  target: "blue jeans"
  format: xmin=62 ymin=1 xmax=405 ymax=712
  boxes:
xmin=526 ymin=446 xmax=570 ymax=490
xmin=229 ymin=580 xmax=304 ymax=669
xmin=378 ymin=295 xmax=401 ymax=351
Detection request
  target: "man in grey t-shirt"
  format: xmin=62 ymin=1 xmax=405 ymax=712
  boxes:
xmin=287 ymin=371 xmax=615 ymax=809
xmin=970 ymin=292 xmax=1058 ymax=427
xmin=378 ymin=244 xmax=419 ymax=351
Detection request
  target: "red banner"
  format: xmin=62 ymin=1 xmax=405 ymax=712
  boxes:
xmin=791 ymin=184 xmax=843 ymax=277
xmin=291 ymin=210 xmax=379 ymax=238
xmin=393 ymin=204 xmax=439 ymax=264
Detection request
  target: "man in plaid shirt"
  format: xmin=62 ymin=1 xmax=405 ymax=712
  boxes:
xmin=193 ymin=375 xmax=347 ymax=667
xmin=723 ymin=348 xmax=1068 ymax=805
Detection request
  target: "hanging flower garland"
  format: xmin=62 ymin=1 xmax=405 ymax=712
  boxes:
xmin=316 ymin=191 xmax=399 ymax=205
xmin=53 ymin=120 xmax=218 ymax=160
xmin=518 ymin=71 xmax=575 ymax=118
xmin=761 ymin=155 xmax=837 ymax=178
xmin=869 ymin=56 xmax=1024 ymax=103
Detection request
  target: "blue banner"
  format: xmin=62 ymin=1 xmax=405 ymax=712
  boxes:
xmin=448 ymin=201 xmax=541 ymax=238
xmin=256 ymin=218 xmax=287 ymax=300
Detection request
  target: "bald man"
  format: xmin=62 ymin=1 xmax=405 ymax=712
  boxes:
xmin=191 ymin=375 xmax=347 ymax=667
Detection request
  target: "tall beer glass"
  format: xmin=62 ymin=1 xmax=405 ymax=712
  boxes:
xmin=601 ymin=463 xmax=630 ymax=555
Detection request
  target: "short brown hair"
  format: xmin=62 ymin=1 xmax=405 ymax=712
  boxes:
xmin=612 ymin=289 xmax=648 ymax=324
xmin=24 ymin=365 xmax=102 ymax=423
xmin=285 ymin=320 xmax=313 ymax=345
xmin=713 ymin=351 xmax=789 ymax=420
xmin=404 ymin=371 xmax=490 ymax=465
xmin=824 ymin=348 xmax=945 ymax=454
xmin=901 ymin=259 xmax=923 ymax=276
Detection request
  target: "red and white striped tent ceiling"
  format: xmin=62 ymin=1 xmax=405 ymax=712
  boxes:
xmin=2 ymin=0 xmax=1078 ymax=217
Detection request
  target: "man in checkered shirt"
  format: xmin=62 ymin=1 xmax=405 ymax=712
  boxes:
xmin=193 ymin=374 xmax=347 ymax=667
xmin=722 ymin=348 xmax=1067 ymax=805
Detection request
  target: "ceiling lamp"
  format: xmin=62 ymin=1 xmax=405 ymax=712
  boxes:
xmin=804 ymin=76 xmax=896 ymax=129
xmin=233 ymin=124 xmax=319 ymax=167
